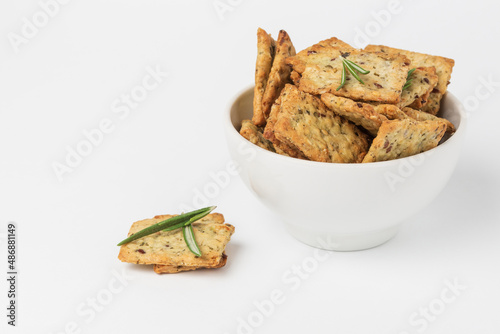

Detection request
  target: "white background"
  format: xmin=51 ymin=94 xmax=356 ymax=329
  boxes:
xmin=1 ymin=0 xmax=499 ymax=333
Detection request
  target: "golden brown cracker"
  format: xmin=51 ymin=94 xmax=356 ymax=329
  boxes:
xmin=252 ymin=28 xmax=276 ymax=126
xmin=273 ymin=85 xmax=370 ymax=163
xmin=118 ymin=213 xmax=234 ymax=269
xmin=320 ymin=94 xmax=388 ymax=136
xmin=400 ymin=67 xmax=439 ymax=109
xmin=364 ymin=44 xmax=454 ymax=95
xmin=362 ymin=119 xmax=447 ymax=163
xmin=286 ymin=47 xmax=410 ymax=104
xmin=261 ymin=30 xmax=296 ymax=120
xmin=240 ymin=120 xmax=276 ymax=152
xmin=402 ymin=107 xmax=455 ymax=133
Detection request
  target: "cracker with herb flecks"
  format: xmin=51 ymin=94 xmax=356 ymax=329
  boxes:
xmin=321 ymin=94 xmax=388 ymax=136
xmin=400 ymin=67 xmax=438 ymax=109
xmin=273 ymin=85 xmax=370 ymax=163
xmin=240 ymin=120 xmax=275 ymax=152
xmin=118 ymin=213 xmax=234 ymax=271
xmin=286 ymin=46 xmax=410 ymax=104
xmin=252 ymin=28 xmax=276 ymax=126
xmin=420 ymin=91 xmax=443 ymax=115
xmin=261 ymin=30 xmax=296 ymax=121
xmin=362 ymin=119 xmax=447 ymax=163
xmin=364 ymin=45 xmax=454 ymax=115
xmin=263 ymin=86 xmax=308 ymax=159
xmin=402 ymin=107 xmax=455 ymax=133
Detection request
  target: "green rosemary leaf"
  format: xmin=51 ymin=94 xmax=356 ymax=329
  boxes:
xmin=336 ymin=62 xmax=347 ymax=91
xmin=403 ymin=68 xmax=416 ymax=90
xmin=343 ymin=59 xmax=370 ymax=75
xmin=117 ymin=206 xmax=216 ymax=246
xmin=343 ymin=59 xmax=364 ymax=84
xmin=403 ymin=79 xmax=413 ymax=90
xmin=183 ymin=224 xmax=202 ymax=257
xmin=407 ymin=68 xmax=416 ymax=79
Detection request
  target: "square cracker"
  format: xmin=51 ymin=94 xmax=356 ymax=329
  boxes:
xmin=402 ymin=107 xmax=455 ymax=133
xmin=273 ymin=85 xmax=370 ymax=163
xmin=320 ymin=94 xmax=388 ymax=136
xmin=399 ymin=67 xmax=438 ymax=109
xmin=364 ymin=45 xmax=454 ymax=95
xmin=263 ymin=87 xmax=308 ymax=159
xmin=288 ymin=37 xmax=354 ymax=87
xmin=365 ymin=45 xmax=454 ymax=115
xmin=362 ymin=119 xmax=447 ymax=163
xmin=286 ymin=46 xmax=410 ymax=104
xmin=240 ymin=119 xmax=276 ymax=152
xmin=261 ymin=30 xmax=296 ymax=120
xmin=118 ymin=213 xmax=235 ymax=268
xmin=252 ymin=28 xmax=276 ymax=126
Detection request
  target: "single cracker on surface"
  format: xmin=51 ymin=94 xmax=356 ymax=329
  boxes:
xmin=252 ymin=28 xmax=276 ymax=126
xmin=240 ymin=119 xmax=276 ymax=152
xmin=320 ymin=94 xmax=388 ymax=136
xmin=286 ymin=46 xmax=410 ymax=104
xmin=261 ymin=30 xmax=296 ymax=120
xmin=402 ymin=107 xmax=455 ymax=133
xmin=365 ymin=45 xmax=454 ymax=115
xmin=362 ymin=119 xmax=447 ymax=163
xmin=400 ymin=67 xmax=438 ymax=109
xmin=273 ymin=85 xmax=370 ymax=163
xmin=118 ymin=213 xmax=235 ymax=270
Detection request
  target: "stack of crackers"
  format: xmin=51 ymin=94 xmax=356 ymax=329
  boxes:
xmin=240 ymin=28 xmax=456 ymax=163
xmin=118 ymin=213 xmax=234 ymax=274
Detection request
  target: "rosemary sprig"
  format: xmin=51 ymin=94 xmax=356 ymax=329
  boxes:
xmin=336 ymin=61 xmax=347 ymax=91
xmin=336 ymin=58 xmax=370 ymax=91
xmin=343 ymin=60 xmax=364 ymax=84
xmin=116 ymin=206 xmax=216 ymax=257
xmin=343 ymin=59 xmax=370 ymax=75
xmin=183 ymin=224 xmax=202 ymax=257
xmin=403 ymin=68 xmax=416 ymax=90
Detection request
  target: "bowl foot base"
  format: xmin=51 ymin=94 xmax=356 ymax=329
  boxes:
xmin=285 ymin=224 xmax=400 ymax=251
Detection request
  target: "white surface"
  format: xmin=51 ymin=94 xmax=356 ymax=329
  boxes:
xmin=226 ymin=88 xmax=466 ymax=251
xmin=0 ymin=0 xmax=499 ymax=333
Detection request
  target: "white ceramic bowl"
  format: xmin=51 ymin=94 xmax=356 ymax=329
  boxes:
xmin=225 ymin=86 xmax=466 ymax=251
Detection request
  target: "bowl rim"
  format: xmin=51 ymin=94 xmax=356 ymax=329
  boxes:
xmin=225 ymin=85 xmax=467 ymax=169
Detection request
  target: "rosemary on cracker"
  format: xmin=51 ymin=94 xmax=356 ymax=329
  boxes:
xmin=117 ymin=206 xmax=216 ymax=256
xmin=337 ymin=58 xmax=371 ymax=91
xmin=403 ymin=68 xmax=416 ymax=90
